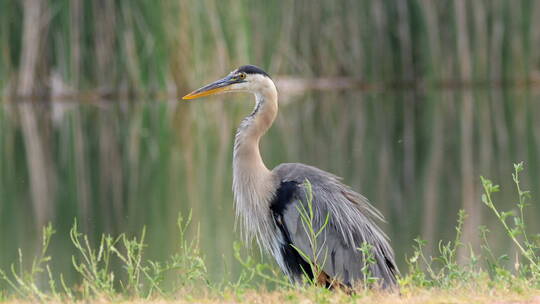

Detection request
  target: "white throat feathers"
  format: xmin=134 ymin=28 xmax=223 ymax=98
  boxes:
xmin=232 ymin=75 xmax=281 ymax=255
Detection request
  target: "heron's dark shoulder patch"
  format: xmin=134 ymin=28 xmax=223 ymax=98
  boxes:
xmin=236 ymin=65 xmax=271 ymax=78
xmin=269 ymin=180 xmax=313 ymax=281
xmin=270 ymin=181 xmax=299 ymax=216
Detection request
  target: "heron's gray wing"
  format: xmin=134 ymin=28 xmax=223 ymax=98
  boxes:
xmin=273 ymin=163 xmax=398 ymax=288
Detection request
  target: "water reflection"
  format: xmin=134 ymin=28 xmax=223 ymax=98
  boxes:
xmin=0 ymin=89 xmax=539 ymax=283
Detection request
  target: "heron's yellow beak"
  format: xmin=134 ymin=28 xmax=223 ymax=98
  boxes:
xmin=182 ymin=74 xmax=236 ymax=100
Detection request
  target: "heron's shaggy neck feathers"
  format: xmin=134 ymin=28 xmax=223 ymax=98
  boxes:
xmin=232 ymin=77 xmax=281 ymax=254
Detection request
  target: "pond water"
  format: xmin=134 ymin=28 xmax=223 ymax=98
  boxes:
xmin=0 ymin=88 xmax=539 ymax=285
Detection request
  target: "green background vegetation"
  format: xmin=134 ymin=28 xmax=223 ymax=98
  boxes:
xmin=1 ymin=0 xmax=539 ymax=97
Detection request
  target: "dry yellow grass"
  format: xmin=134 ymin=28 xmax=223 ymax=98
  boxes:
xmin=2 ymin=288 xmax=539 ymax=304
xmin=216 ymin=289 xmax=539 ymax=304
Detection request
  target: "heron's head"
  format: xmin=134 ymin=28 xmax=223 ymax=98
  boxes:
xmin=182 ymin=65 xmax=271 ymax=100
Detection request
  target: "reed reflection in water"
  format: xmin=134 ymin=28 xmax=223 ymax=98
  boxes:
xmin=0 ymin=88 xmax=539 ymax=283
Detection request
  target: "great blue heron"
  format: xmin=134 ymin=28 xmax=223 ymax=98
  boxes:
xmin=183 ymin=65 xmax=397 ymax=289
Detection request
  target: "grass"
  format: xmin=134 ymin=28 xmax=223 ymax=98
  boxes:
xmin=1 ymin=162 xmax=539 ymax=303
xmin=399 ymin=162 xmax=540 ymax=292
xmin=0 ymin=213 xmax=208 ymax=302
xmin=291 ymin=180 xmax=331 ymax=286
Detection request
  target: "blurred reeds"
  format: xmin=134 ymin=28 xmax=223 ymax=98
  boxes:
xmin=1 ymin=0 xmax=540 ymax=99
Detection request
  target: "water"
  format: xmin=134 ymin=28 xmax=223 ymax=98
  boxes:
xmin=0 ymin=88 xmax=539 ymax=285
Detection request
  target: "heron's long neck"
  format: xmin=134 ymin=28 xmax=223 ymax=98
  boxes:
xmin=233 ymin=80 xmax=280 ymax=244
xmin=233 ymin=88 xmax=277 ymax=175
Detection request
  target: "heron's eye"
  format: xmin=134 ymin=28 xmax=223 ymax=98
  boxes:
xmin=239 ymin=73 xmax=246 ymax=80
